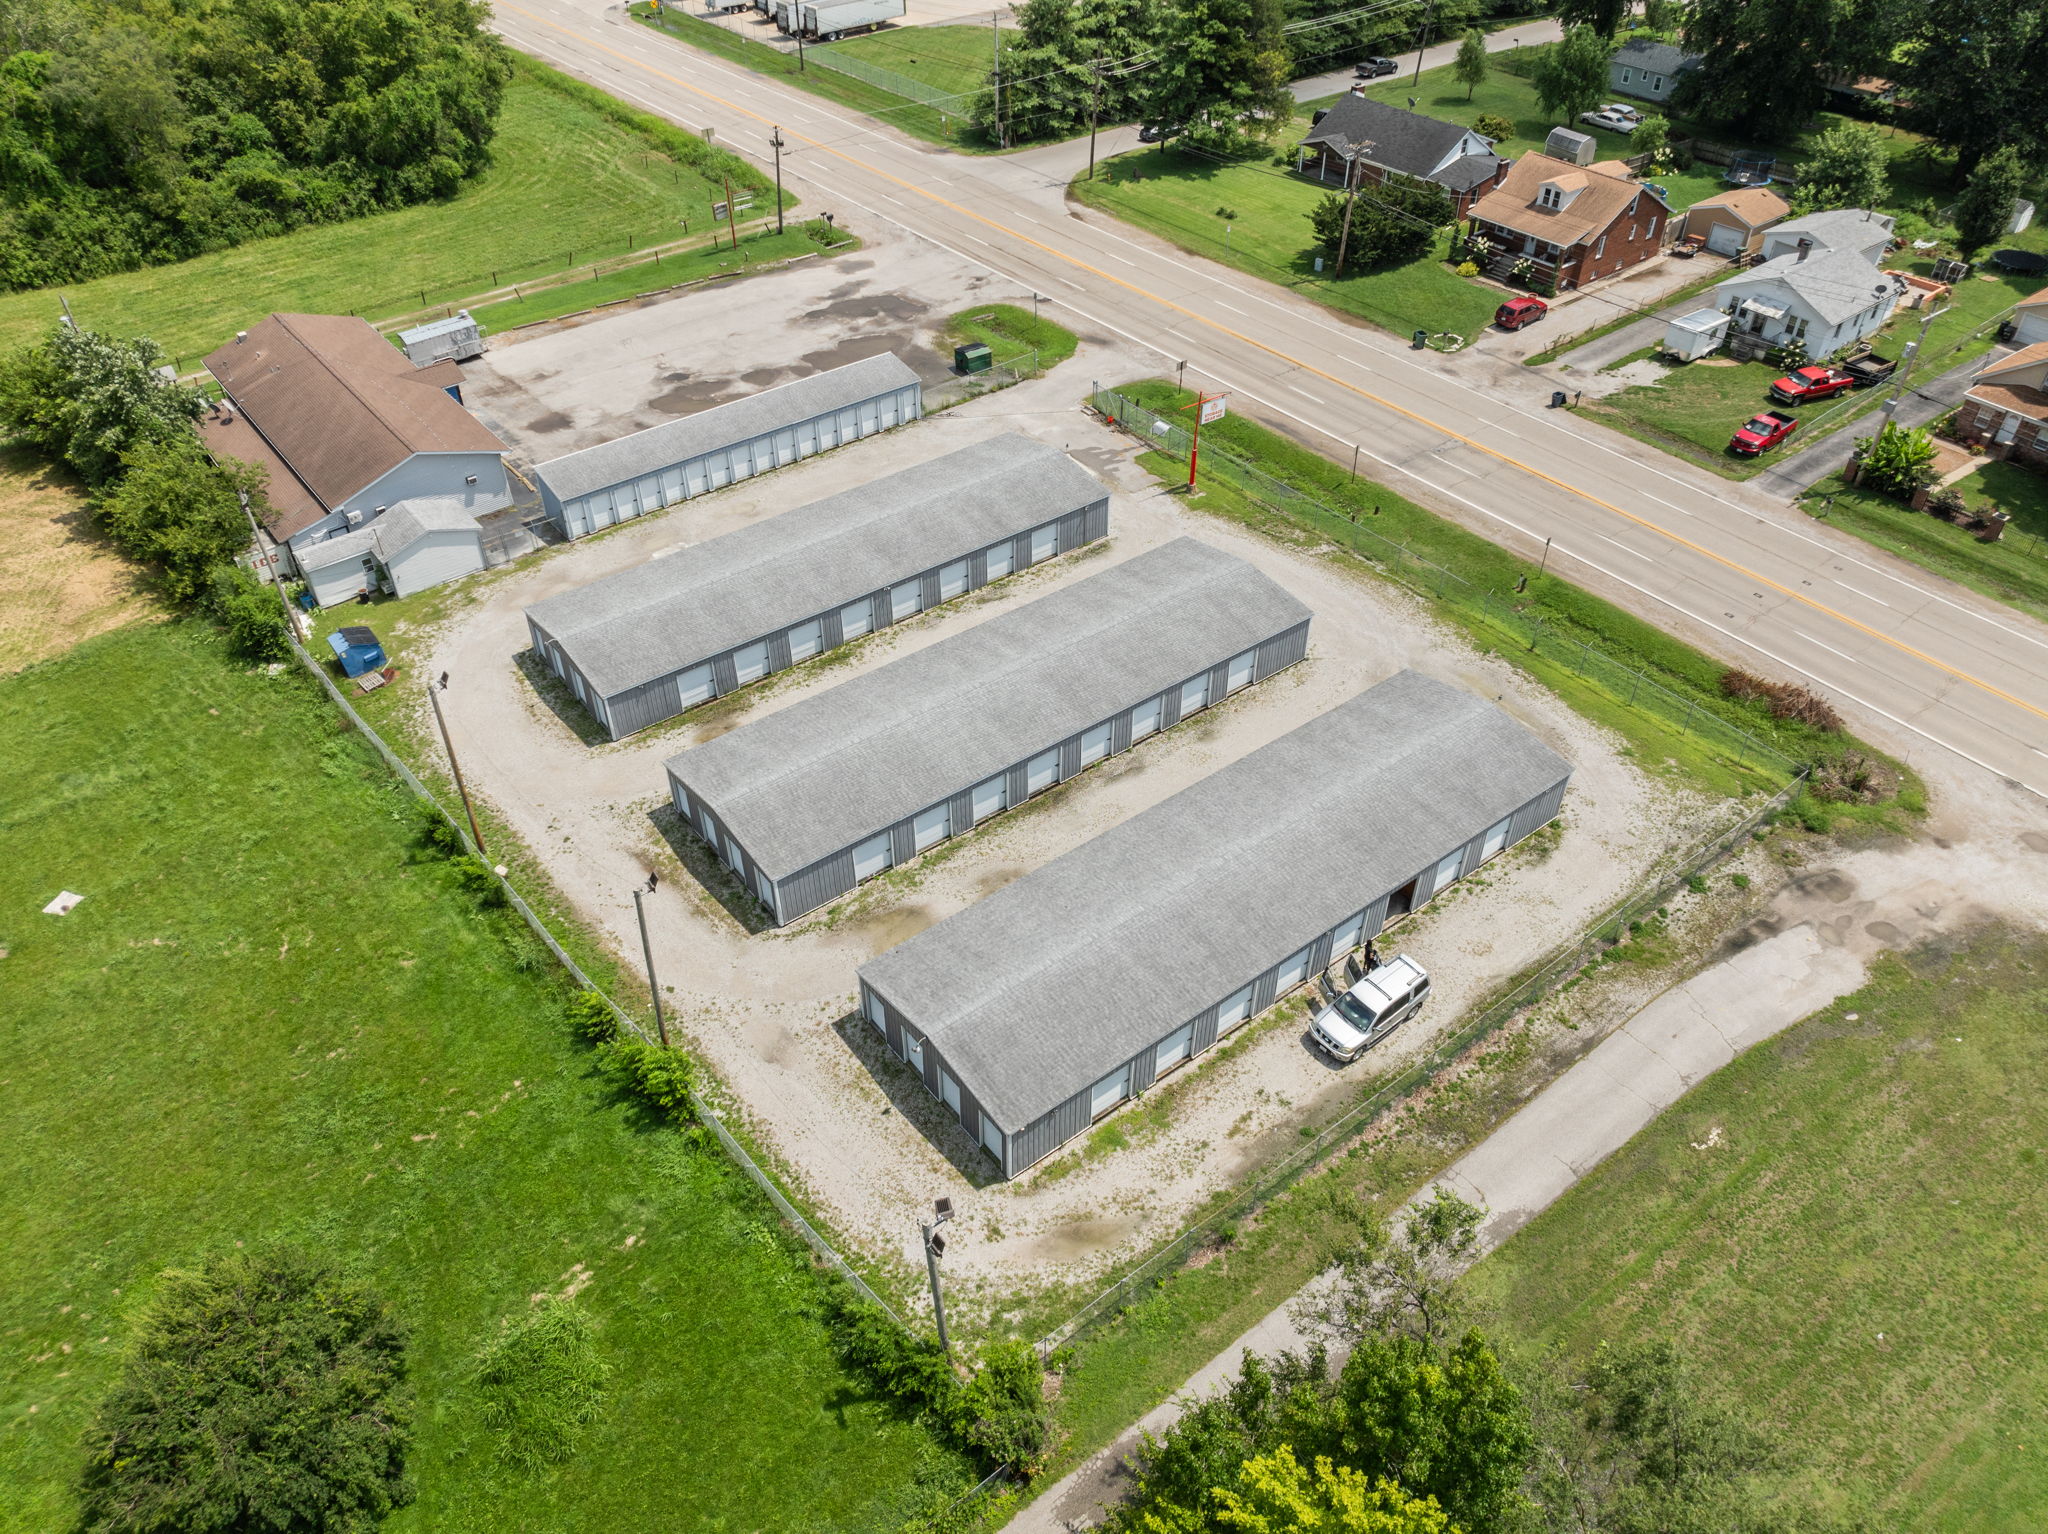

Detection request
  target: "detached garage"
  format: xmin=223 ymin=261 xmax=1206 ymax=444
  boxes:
xmin=296 ymin=496 xmax=485 ymax=606
xmin=856 ymin=671 xmax=1572 ymax=1178
xmin=534 ymin=352 xmax=923 ymax=539
xmin=666 ymin=538 xmax=1313 ymax=924
xmin=524 ymin=433 xmax=1110 ymax=740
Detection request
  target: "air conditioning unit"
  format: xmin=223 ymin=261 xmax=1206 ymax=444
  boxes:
xmin=345 ymin=509 xmax=365 ymax=528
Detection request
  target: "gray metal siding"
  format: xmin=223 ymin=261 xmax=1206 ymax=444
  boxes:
xmin=1256 ymin=621 xmax=1310 ymax=678
xmin=776 ymin=849 xmax=858 ymax=921
xmin=1008 ymin=1090 xmax=1090 ymax=1176
xmin=1082 ymin=499 xmax=1110 ymax=542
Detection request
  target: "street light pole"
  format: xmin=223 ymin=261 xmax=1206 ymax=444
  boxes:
xmin=631 ymin=884 xmax=669 ymax=1048
xmin=921 ymin=1198 xmax=956 ymax=1356
xmin=1881 ymin=302 xmax=1949 ymax=426
xmin=769 ymin=126 xmax=786 ymax=234
xmin=428 ymin=676 xmax=486 ymax=858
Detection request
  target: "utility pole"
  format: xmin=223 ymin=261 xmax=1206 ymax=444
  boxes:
xmin=1085 ymin=53 xmax=1106 ymax=182
xmin=769 ymin=126 xmax=786 ymax=234
xmin=1411 ymin=0 xmax=1433 ymax=88
xmin=1334 ymin=150 xmax=1366 ymax=278
xmin=721 ymin=174 xmax=739 ymax=251
xmin=991 ymin=11 xmax=1004 ymax=149
xmin=1880 ymin=302 xmax=1949 ymax=426
xmin=632 ymin=883 xmax=670 ymax=1048
xmin=921 ymin=1199 xmax=956 ymax=1356
xmin=428 ymin=676 xmax=487 ymax=858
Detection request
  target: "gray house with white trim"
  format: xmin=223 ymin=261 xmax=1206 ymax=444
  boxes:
xmin=1608 ymin=37 xmax=1701 ymax=104
xmin=857 ymin=670 xmax=1573 ymax=1178
xmin=666 ymin=539 xmax=1312 ymax=923
xmin=534 ymin=353 xmax=923 ymax=539
xmin=524 ymin=434 xmax=1109 ymax=740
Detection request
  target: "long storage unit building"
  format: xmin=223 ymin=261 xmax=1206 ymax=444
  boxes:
xmin=524 ymin=433 xmax=1110 ymax=740
xmin=667 ymin=538 xmax=1313 ymax=924
xmin=857 ymin=670 xmax=1572 ymax=1177
xmin=534 ymin=352 xmax=923 ymax=539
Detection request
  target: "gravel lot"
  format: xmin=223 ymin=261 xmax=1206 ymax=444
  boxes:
xmin=418 ymin=242 xmax=1716 ymax=1296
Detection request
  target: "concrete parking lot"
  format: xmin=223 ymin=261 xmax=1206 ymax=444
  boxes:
xmin=420 ymin=249 xmax=1721 ymax=1297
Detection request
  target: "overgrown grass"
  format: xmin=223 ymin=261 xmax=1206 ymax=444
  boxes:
xmin=635 ymin=5 xmax=1001 ymax=150
xmin=0 ymin=620 xmax=969 ymax=1534
xmin=0 ymin=57 xmax=782 ymax=365
xmin=1109 ymin=378 xmax=1920 ymax=830
xmin=1073 ymin=149 xmax=1503 ymax=341
xmin=1800 ymin=465 xmax=2048 ymax=625
xmin=943 ymin=302 xmax=1080 ymax=374
xmin=469 ymin=220 xmax=858 ymax=334
xmin=1588 ymin=262 xmax=2035 ymax=479
xmin=1466 ymin=929 xmax=2048 ymax=1528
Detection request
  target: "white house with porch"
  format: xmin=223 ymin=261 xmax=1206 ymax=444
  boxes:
xmin=1711 ymin=244 xmax=1905 ymax=358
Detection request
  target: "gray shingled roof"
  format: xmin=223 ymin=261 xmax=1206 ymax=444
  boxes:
xmin=535 ymin=352 xmax=920 ymax=504
xmin=374 ymin=495 xmax=481 ymax=558
xmin=859 ymin=671 xmax=1572 ymax=1131
xmin=1300 ymin=94 xmax=1494 ymax=181
xmin=1613 ymin=36 xmax=1701 ymax=74
xmin=1720 ymin=248 xmax=1904 ymax=326
xmin=667 ymin=539 xmax=1312 ymax=880
xmin=525 ymin=434 xmax=1106 ymax=701
xmin=1768 ymin=208 xmax=1894 ymax=254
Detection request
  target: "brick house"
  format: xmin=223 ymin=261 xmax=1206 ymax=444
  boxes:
xmin=1952 ymin=343 xmax=2048 ymax=466
xmin=1464 ymin=154 xmax=1671 ymax=290
xmin=1296 ymin=92 xmax=1510 ymax=217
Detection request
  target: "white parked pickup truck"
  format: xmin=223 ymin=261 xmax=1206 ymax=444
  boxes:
xmin=1308 ymin=954 xmax=1430 ymax=1063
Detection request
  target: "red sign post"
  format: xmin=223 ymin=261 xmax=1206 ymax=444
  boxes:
xmin=1182 ymin=392 xmax=1227 ymax=491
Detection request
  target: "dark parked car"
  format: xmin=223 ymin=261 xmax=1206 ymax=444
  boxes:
xmin=1137 ymin=122 xmax=1183 ymax=143
xmin=1355 ymin=55 xmax=1398 ymax=78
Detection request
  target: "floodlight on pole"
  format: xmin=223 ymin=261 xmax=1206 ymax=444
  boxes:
xmin=921 ymin=1198 xmax=956 ymax=1356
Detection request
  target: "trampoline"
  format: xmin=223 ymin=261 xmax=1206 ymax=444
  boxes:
xmin=1991 ymin=248 xmax=2048 ymax=275
xmin=1724 ymin=150 xmax=1776 ymax=186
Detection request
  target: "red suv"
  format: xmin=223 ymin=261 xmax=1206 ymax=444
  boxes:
xmin=1495 ymin=296 xmax=1548 ymax=331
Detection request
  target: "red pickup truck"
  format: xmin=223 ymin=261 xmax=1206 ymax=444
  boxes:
xmin=1769 ymin=365 xmax=1855 ymax=404
xmin=1730 ymin=410 xmax=1798 ymax=455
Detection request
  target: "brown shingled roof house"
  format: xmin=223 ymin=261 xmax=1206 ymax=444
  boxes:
xmin=1464 ymin=153 xmax=1672 ymax=290
xmin=200 ymin=312 xmax=511 ymax=555
xmin=1954 ymin=343 xmax=2048 ymax=468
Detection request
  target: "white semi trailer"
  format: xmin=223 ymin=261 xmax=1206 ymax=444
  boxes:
xmin=797 ymin=0 xmax=905 ymax=39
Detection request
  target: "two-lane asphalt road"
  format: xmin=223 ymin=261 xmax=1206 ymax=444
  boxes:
xmin=492 ymin=0 xmax=2048 ymax=800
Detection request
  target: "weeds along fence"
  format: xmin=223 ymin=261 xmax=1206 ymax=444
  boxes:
xmin=1038 ymin=764 xmax=1807 ymax=1358
xmin=1091 ymin=388 xmax=1803 ymax=782
xmin=276 ymin=623 xmax=908 ymax=1329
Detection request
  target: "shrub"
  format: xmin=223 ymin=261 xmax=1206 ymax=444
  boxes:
xmin=604 ymin=1036 xmax=697 ymax=1122
xmin=1857 ymin=421 xmax=1938 ymax=497
xmin=960 ymin=1339 xmax=1054 ymax=1475
xmin=203 ymin=565 xmax=292 ymax=662
xmin=1473 ymin=112 xmax=1515 ymax=142
xmin=78 ymin=1247 xmax=412 ymax=1534
xmin=449 ymin=855 xmax=509 ymax=908
xmin=1456 ymin=259 xmax=1480 ymax=277
xmin=413 ymin=803 xmax=469 ymax=859
xmin=566 ymin=989 xmax=619 ymax=1045
xmin=1720 ymin=669 xmax=1845 ymax=732
xmin=471 ymin=1297 xmax=610 ymax=1471
xmin=1809 ymin=748 xmax=1899 ymax=805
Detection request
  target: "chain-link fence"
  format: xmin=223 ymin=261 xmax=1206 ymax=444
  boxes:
xmin=807 ymin=44 xmax=967 ymax=109
xmin=1093 ymin=389 xmax=1803 ymax=783
xmin=279 ymin=620 xmax=908 ymax=1328
xmin=1037 ymin=763 xmax=1804 ymax=1358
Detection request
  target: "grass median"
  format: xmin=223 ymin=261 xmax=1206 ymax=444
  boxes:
xmin=1467 ymin=927 xmax=2048 ymax=1528
xmin=0 ymin=620 xmax=969 ymax=1534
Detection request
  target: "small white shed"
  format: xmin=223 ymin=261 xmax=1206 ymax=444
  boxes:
xmin=399 ymin=311 xmax=483 ymax=367
xmin=1545 ymin=127 xmax=1596 ymax=167
xmin=1664 ymin=308 xmax=1731 ymax=361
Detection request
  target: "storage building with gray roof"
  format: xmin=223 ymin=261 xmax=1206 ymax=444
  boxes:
xmin=534 ymin=352 xmax=923 ymax=539
xmin=666 ymin=539 xmax=1312 ymax=923
xmin=524 ymin=433 xmax=1110 ymax=739
xmin=857 ymin=670 xmax=1572 ymax=1177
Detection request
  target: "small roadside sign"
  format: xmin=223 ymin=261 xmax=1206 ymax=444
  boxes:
xmin=711 ymin=201 xmax=729 ymax=220
xmin=1199 ymin=396 xmax=1228 ymax=425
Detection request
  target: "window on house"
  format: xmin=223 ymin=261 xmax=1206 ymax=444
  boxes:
xmin=1540 ymin=187 xmax=1559 ymax=209
xmin=1595 ymin=234 xmax=1607 ymax=258
xmin=1629 ymin=223 xmax=1637 ymax=240
xmin=1620 ymin=67 xmax=1633 ymax=83
xmin=1651 ymin=74 xmax=1664 ymax=90
xmin=1648 ymin=216 xmax=1659 ymax=239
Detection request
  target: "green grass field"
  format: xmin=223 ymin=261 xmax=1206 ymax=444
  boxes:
xmin=0 ymin=59 xmax=776 ymax=366
xmin=1073 ymin=149 xmax=1503 ymax=341
xmin=0 ymin=621 xmax=966 ymax=1533
xmin=1467 ymin=930 xmax=2048 ymax=1527
xmin=1590 ymin=262 xmax=2037 ymax=479
xmin=1799 ymin=463 xmax=2048 ymax=624
xmin=822 ymin=24 xmax=995 ymax=100
xmin=943 ymin=302 xmax=1079 ymax=374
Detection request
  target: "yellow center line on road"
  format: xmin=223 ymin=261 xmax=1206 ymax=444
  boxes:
xmin=500 ymin=1 xmax=2048 ymax=730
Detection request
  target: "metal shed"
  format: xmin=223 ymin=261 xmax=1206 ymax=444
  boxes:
xmin=857 ymin=671 xmax=1573 ymax=1178
xmin=398 ymin=310 xmax=483 ymax=367
xmin=666 ymin=539 xmax=1313 ymax=924
xmin=524 ymin=433 xmax=1110 ymax=740
xmin=533 ymin=353 xmax=923 ymax=539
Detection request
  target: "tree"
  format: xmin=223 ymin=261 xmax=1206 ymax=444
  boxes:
xmin=1557 ymin=0 xmax=1628 ymax=37
xmin=78 ymin=1247 xmax=412 ymax=1534
xmin=95 ymin=437 xmax=267 ymax=603
xmin=1642 ymin=0 xmax=1679 ymax=33
xmin=1453 ymin=29 xmax=1488 ymax=100
xmin=205 ymin=565 xmax=291 ymax=661
xmin=1530 ymin=27 xmax=1616 ymax=126
xmin=0 ymin=323 xmax=202 ymax=486
xmin=1147 ymin=0 xmax=1293 ymax=144
xmin=1857 ymin=421 xmax=1938 ymax=497
xmin=1631 ymin=113 xmax=1671 ymax=166
xmin=1953 ymin=145 xmax=2026 ymax=257
xmin=1789 ymin=120 xmax=1889 ymax=214
xmin=1317 ymin=1186 xmax=1484 ymax=1345
xmin=1074 ymin=0 xmax=1158 ymax=126
xmin=1900 ymin=0 xmax=2048 ymax=181
xmin=973 ymin=0 xmax=1094 ymax=144
xmin=1207 ymin=1446 xmax=1456 ymax=1533
xmin=1308 ymin=174 xmax=1453 ymax=271
xmin=1677 ymin=0 xmax=1910 ymax=140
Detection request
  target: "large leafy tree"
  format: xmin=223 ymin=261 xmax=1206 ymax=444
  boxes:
xmin=1790 ymin=120 xmax=1890 ymax=213
xmin=0 ymin=322 xmax=203 ymax=487
xmin=96 ymin=437 xmax=269 ymax=603
xmin=1074 ymin=0 xmax=1159 ymax=125
xmin=1200 ymin=1445 xmax=1456 ymax=1532
xmin=1529 ymin=27 xmax=1616 ymax=127
xmin=78 ymin=1247 xmax=412 ymax=1534
xmin=1899 ymin=0 xmax=2048 ymax=180
xmin=1953 ymin=145 xmax=2027 ymax=256
xmin=1147 ymin=0 xmax=1293 ymax=142
xmin=1308 ymin=175 xmax=1454 ymax=272
xmin=1676 ymin=0 xmax=1906 ymax=140
xmin=1556 ymin=0 xmax=1628 ymax=38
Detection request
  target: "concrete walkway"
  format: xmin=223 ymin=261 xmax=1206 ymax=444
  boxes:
xmin=1008 ymin=921 xmax=1867 ymax=1533
xmin=1289 ymin=18 xmax=1561 ymax=104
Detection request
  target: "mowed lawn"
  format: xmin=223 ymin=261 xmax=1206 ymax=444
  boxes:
xmin=1800 ymin=462 xmax=2048 ymax=625
xmin=1466 ymin=932 xmax=2048 ymax=1528
xmin=0 ymin=622 xmax=965 ymax=1534
xmin=1589 ymin=259 xmax=2041 ymax=478
xmin=822 ymin=24 xmax=996 ymax=101
xmin=0 ymin=64 xmax=748 ymax=365
xmin=1073 ymin=149 xmax=1503 ymax=340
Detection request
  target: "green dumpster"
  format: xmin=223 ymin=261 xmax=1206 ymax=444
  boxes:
xmin=954 ymin=342 xmax=993 ymax=374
